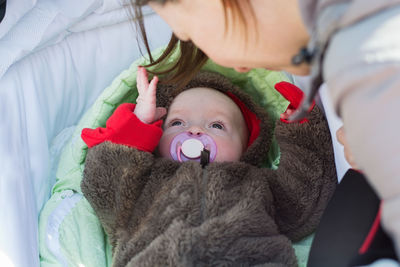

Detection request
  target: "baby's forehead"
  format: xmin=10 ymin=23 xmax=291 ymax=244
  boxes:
xmin=173 ymin=87 xmax=234 ymax=105
xmin=168 ymin=87 xmax=244 ymax=119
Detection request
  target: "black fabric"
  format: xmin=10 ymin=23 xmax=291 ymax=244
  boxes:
xmin=307 ymin=169 xmax=399 ymax=267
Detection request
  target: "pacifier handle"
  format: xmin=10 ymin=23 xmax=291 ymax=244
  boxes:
xmin=200 ymin=149 xmax=210 ymax=167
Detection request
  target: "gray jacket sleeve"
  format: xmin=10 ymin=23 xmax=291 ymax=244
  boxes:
xmin=81 ymin=142 xmax=154 ymax=247
xmin=269 ymin=106 xmax=337 ymax=241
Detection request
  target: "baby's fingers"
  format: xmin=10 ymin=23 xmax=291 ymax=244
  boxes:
xmin=280 ymin=109 xmax=295 ymax=119
xmin=137 ymin=66 xmax=149 ymax=94
xmin=146 ymin=75 xmax=159 ymax=101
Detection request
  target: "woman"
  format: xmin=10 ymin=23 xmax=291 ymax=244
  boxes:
xmin=130 ymin=0 xmax=400 ymax=263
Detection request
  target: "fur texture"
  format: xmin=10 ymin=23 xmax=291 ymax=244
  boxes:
xmin=81 ymin=72 xmax=337 ymax=266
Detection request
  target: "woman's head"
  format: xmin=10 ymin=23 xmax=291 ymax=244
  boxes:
xmin=130 ymin=0 xmax=310 ymax=84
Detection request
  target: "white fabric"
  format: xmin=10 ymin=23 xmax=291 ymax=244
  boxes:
xmin=45 ymin=191 xmax=82 ymax=267
xmin=0 ymin=0 xmax=37 ymax=38
xmin=0 ymin=1 xmax=171 ymax=267
xmin=362 ymin=258 xmax=400 ymax=267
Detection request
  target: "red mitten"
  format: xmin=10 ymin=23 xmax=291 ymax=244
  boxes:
xmin=274 ymin=81 xmax=315 ymax=123
xmin=81 ymin=103 xmax=163 ymax=152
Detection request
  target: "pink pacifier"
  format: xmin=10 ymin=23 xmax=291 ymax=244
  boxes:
xmin=170 ymin=132 xmax=217 ymax=163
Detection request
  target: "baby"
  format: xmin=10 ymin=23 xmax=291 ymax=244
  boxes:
xmin=81 ymin=68 xmax=337 ymax=266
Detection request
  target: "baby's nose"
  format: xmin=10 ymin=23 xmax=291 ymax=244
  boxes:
xmin=187 ymin=126 xmax=203 ymax=136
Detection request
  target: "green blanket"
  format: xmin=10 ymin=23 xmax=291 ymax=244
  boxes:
xmin=39 ymin=49 xmax=313 ymax=267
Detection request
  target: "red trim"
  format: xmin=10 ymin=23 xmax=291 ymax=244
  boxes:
xmin=274 ymin=81 xmax=315 ymax=124
xmin=358 ymin=203 xmax=382 ymax=254
xmin=81 ymin=103 xmax=163 ymax=152
xmin=226 ymin=92 xmax=261 ymax=147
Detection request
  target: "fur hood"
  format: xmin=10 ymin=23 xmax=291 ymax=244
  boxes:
xmin=156 ymin=71 xmax=273 ymax=166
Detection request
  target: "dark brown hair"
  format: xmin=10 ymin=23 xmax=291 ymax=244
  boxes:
xmin=130 ymin=0 xmax=251 ymax=87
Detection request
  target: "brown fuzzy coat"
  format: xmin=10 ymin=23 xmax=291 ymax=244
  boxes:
xmin=81 ymin=72 xmax=337 ymax=267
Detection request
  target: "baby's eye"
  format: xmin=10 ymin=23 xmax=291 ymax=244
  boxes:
xmin=170 ymin=120 xmax=183 ymax=127
xmin=211 ymin=122 xmax=224 ymax=130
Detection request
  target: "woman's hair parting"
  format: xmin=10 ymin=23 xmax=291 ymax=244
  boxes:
xmin=128 ymin=0 xmax=253 ymax=87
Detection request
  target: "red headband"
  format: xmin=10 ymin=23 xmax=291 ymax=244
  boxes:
xmin=225 ymin=92 xmax=261 ymax=147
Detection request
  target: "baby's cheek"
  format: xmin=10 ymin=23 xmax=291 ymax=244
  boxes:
xmin=158 ymin=135 xmax=173 ymax=159
xmin=215 ymin=139 xmax=243 ymax=162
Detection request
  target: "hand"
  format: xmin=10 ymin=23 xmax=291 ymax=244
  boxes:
xmin=336 ymin=126 xmax=358 ymax=169
xmin=134 ymin=66 xmax=167 ymax=124
xmin=274 ymin=81 xmax=315 ymax=123
xmin=280 ymin=108 xmax=295 ymax=121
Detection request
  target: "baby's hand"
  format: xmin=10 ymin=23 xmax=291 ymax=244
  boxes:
xmin=274 ymin=81 xmax=314 ymax=124
xmin=134 ymin=66 xmax=167 ymax=124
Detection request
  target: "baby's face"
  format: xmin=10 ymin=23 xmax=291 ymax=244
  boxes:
xmin=158 ymin=87 xmax=249 ymax=162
